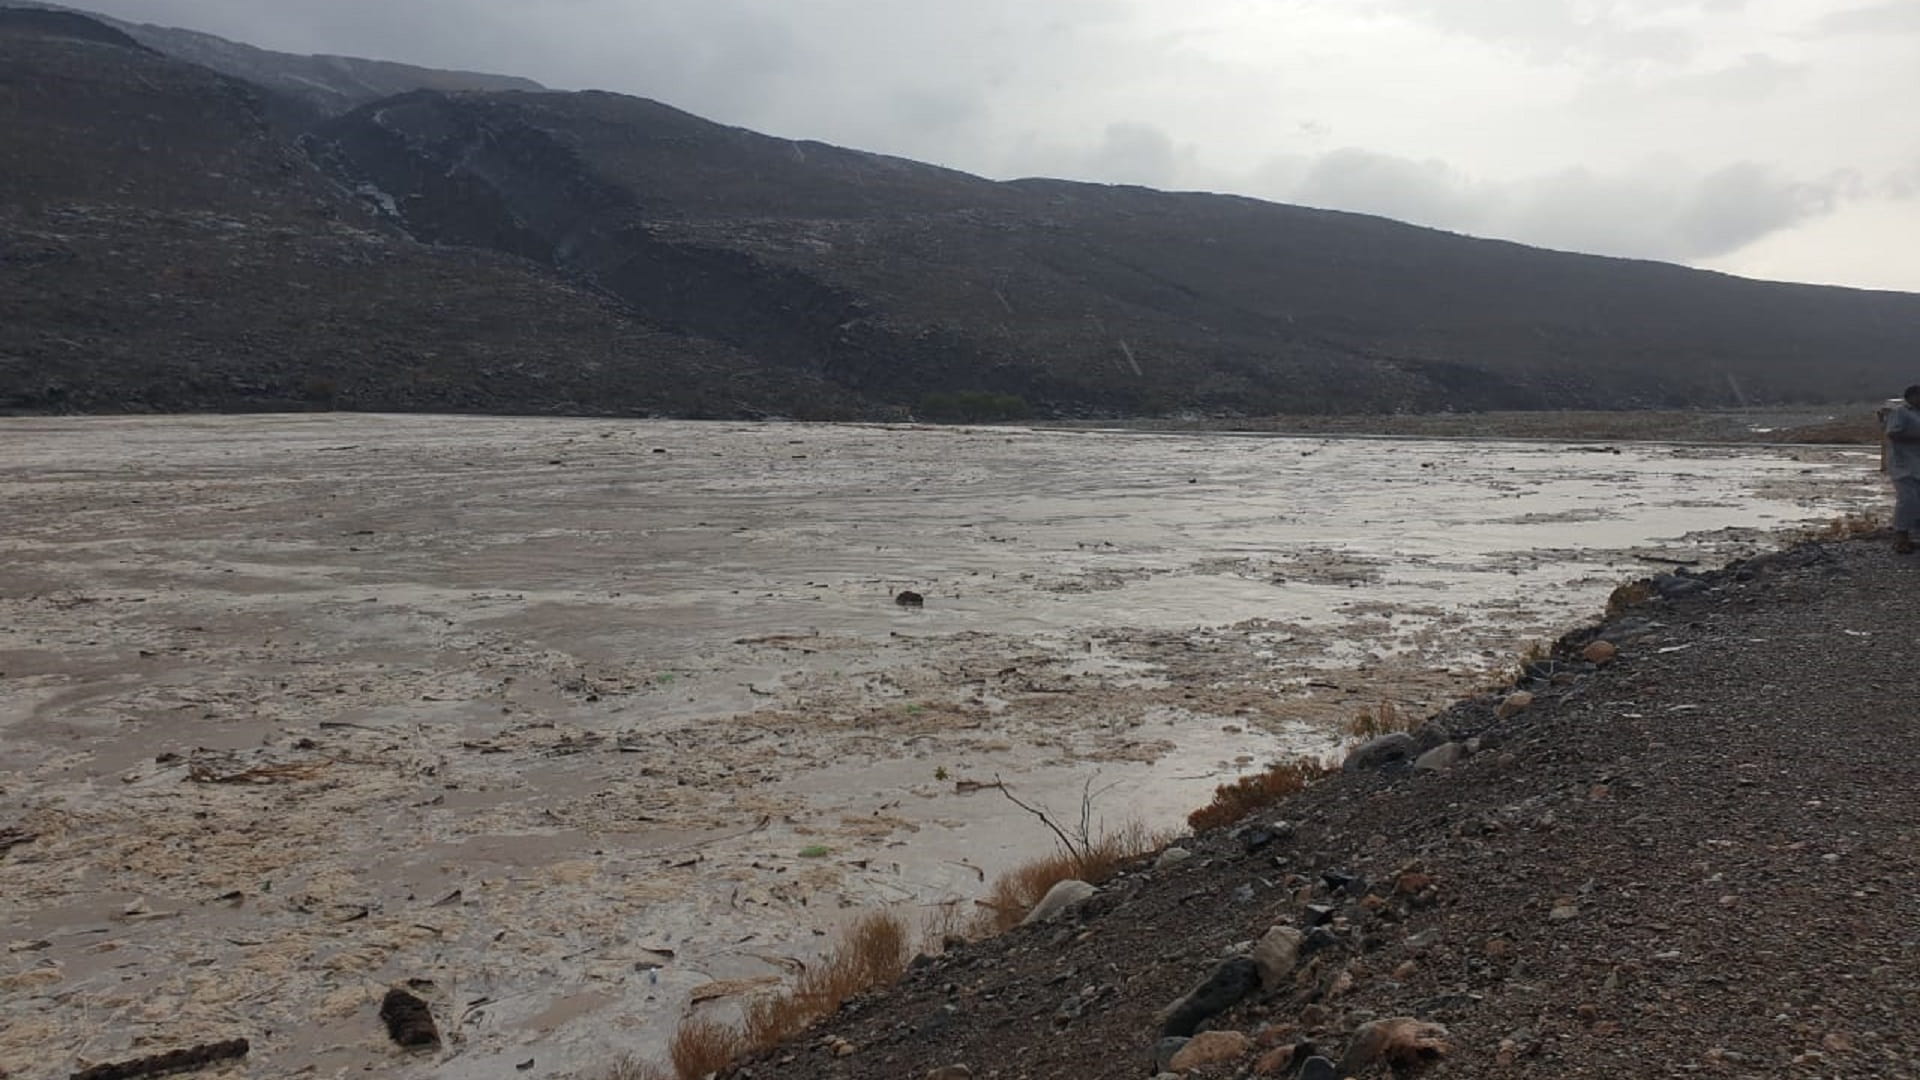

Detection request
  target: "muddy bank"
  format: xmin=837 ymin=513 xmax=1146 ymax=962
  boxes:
xmin=0 ymin=415 xmax=1888 ymax=1078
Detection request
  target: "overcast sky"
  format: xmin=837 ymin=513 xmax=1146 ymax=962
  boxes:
xmin=73 ymin=0 xmax=1920 ymax=293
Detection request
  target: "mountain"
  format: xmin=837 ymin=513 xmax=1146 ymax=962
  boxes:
xmin=7 ymin=5 xmax=1920 ymax=419
xmin=0 ymin=7 xmax=857 ymax=417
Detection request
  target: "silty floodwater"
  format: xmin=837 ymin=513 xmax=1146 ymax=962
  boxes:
xmin=0 ymin=415 xmax=1887 ymax=1078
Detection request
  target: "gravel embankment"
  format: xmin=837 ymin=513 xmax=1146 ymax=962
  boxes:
xmin=721 ymin=536 xmax=1920 ymax=1079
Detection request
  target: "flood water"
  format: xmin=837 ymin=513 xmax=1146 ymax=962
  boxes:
xmin=0 ymin=415 xmax=1887 ymax=1078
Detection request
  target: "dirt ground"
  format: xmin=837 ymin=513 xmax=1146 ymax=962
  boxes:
xmin=0 ymin=415 xmax=1890 ymax=1078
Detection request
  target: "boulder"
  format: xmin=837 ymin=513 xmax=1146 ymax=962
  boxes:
xmin=1020 ymin=879 xmax=1096 ymax=926
xmin=1252 ymin=926 xmax=1304 ymax=988
xmin=1342 ymin=732 xmax=1416 ymax=772
xmin=1413 ymin=742 xmax=1466 ymax=772
xmin=1168 ymin=1030 xmax=1253 ymax=1072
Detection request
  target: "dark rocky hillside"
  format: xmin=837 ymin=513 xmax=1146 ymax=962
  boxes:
xmin=6 ymin=5 xmax=1920 ymax=419
xmin=0 ymin=10 xmax=858 ymax=417
xmin=312 ymin=88 xmax=1920 ymax=415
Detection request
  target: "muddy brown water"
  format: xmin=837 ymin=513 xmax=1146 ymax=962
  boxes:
xmin=0 ymin=415 xmax=1887 ymax=1078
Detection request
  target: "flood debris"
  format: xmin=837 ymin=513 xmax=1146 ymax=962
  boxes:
xmin=68 ymin=1037 xmax=249 ymax=1080
xmin=0 ymin=828 xmax=35 ymax=855
xmin=379 ymin=987 xmax=441 ymax=1049
xmin=185 ymin=758 xmax=332 ymax=784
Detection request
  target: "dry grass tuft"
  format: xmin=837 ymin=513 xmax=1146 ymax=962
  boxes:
xmin=600 ymin=1055 xmax=673 ymax=1080
xmin=738 ymin=910 xmax=909 ymax=1051
xmin=1810 ymin=510 xmax=1884 ymax=541
xmin=1604 ymin=579 xmax=1654 ymax=619
xmin=1187 ymin=758 xmax=1329 ymax=833
xmin=967 ymin=820 xmax=1157 ymax=935
xmin=1346 ymin=699 xmax=1416 ymax=740
xmin=668 ymin=1018 xmax=744 ymax=1080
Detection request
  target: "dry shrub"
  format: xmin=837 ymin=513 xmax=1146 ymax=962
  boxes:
xmin=968 ymin=820 xmax=1158 ymax=936
xmin=1810 ymin=510 xmax=1884 ymax=540
xmin=601 ymin=1056 xmax=672 ymax=1080
xmin=1346 ymin=699 xmax=1415 ymax=740
xmin=1187 ymin=758 xmax=1329 ymax=833
xmin=739 ymin=910 xmax=908 ymax=1050
xmin=668 ymin=1018 xmax=743 ymax=1080
xmin=1604 ymin=580 xmax=1652 ymax=619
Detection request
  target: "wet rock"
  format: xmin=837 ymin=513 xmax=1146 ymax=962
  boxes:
xmin=1020 ymin=879 xmax=1095 ymax=926
xmin=1336 ymin=1017 xmax=1450 ymax=1075
xmin=379 ymin=987 xmax=440 ymax=1049
xmin=1160 ymin=956 xmax=1262 ymax=1037
xmin=1298 ymin=1054 xmax=1339 ymax=1080
xmin=1413 ymin=742 xmax=1466 ymax=772
xmin=1495 ymin=691 xmax=1535 ymax=720
xmin=1154 ymin=847 xmax=1193 ymax=870
xmin=1343 ymin=732 xmax=1417 ymax=772
xmin=1582 ymin=639 xmax=1619 ymax=664
xmin=1252 ymin=926 xmax=1303 ymax=988
xmin=1167 ymin=1030 xmax=1252 ymax=1072
xmin=1653 ymin=573 xmax=1708 ymax=598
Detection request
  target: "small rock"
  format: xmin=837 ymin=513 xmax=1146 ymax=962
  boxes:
xmin=1394 ymin=871 xmax=1433 ymax=895
xmin=1548 ymin=902 xmax=1580 ymax=923
xmin=1343 ymin=732 xmax=1417 ymax=772
xmin=1301 ymin=903 xmax=1338 ymax=927
xmin=1253 ymin=1044 xmax=1297 ymax=1076
xmin=1413 ymin=742 xmax=1465 ymax=772
xmin=1161 ymin=957 xmax=1262 ymax=1037
xmin=830 ymin=1037 xmax=856 ymax=1057
xmin=894 ymin=590 xmax=925 ymax=607
xmin=1154 ymin=1037 xmax=1191 ymax=1072
xmin=1582 ymin=639 xmax=1619 ymax=664
xmin=1297 ymin=1055 xmax=1339 ymax=1080
xmin=1252 ymin=926 xmax=1303 ymax=989
xmin=1020 ymin=879 xmax=1096 ymax=926
xmin=1392 ymin=959 xmax=1418 ymax=979
xmin=1155 ymin=847 xmax=1193 ymax=871
xmin=379 ymin=988 xmax=440 ymax=1049
xmin=925 ymin=1066 xmax=972 ymax=1080
xmin=1168 ymin=1030 xmax=1253 ymax=1072
xmin=1495 ymin=691 xmax=1535 ymax=720
xmin=1338 ymin=1017 xmax=1450 ymax=1075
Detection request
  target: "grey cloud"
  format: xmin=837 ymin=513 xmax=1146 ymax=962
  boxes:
xmin=1816 ymin=3 xmax=1920 ymax=35
xmin=1376 ymin=0 xmax=1702 ymax=64
xmin=1276 ymin=149 xmax=1845 ymax=262
xmin=1293 ymin=149 xmax=1489 ymax=231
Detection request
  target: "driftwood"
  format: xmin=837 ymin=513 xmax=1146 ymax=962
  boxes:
xmin=69 ymin=1038 xmax=249 ymax=1080
xmin=0 ymin=827 xmax=36 ymax=854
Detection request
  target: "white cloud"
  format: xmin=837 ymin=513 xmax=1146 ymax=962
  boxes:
xmin=59 ymin=0 xmax=1920 ymax=291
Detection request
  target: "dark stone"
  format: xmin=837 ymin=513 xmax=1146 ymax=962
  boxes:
xmin=1301 ymin=904 xmax=1338 ymax=927
xmin=1320 ymin=870 xmax=1356 ymax=893
xmin=1298 ymin=1055 xmax=1340 ymax=1080
xmin=379 ymin=987 xmax=441 ymax=1048
xmin=1652 ymin=573 xmax=1708 ymax=599
xmin=1159 ymin=956 xmax=1262 ymax=1037
xmin=1300 ymin=927 xmax=1340 ymax=957
xmin=1241 ymin=827 xmax=1276 ymax=852
xmin=1342 ymin=732 xmax=1417 ymax=772
xmin=69 ymin=1040 xmax=250 ymax=1080
xmin=895 ymin=590 xmax=925 ymax=607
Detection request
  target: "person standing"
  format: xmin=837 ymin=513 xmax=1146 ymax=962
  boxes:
xmin=1884 ymin=385 xmax=1920 ymax=554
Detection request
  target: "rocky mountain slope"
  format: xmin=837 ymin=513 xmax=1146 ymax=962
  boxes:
xmin=722 ymin=537 xmax=1920 ymax=1079
xmin=7 ymin=5 xmax=1920 ymax=418
xmin=0 ymin=9 xmax=857 ymax=417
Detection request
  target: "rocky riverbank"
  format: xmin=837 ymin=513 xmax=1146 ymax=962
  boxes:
xmin=719 ymin=535 xmax=1920 ymax=1079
